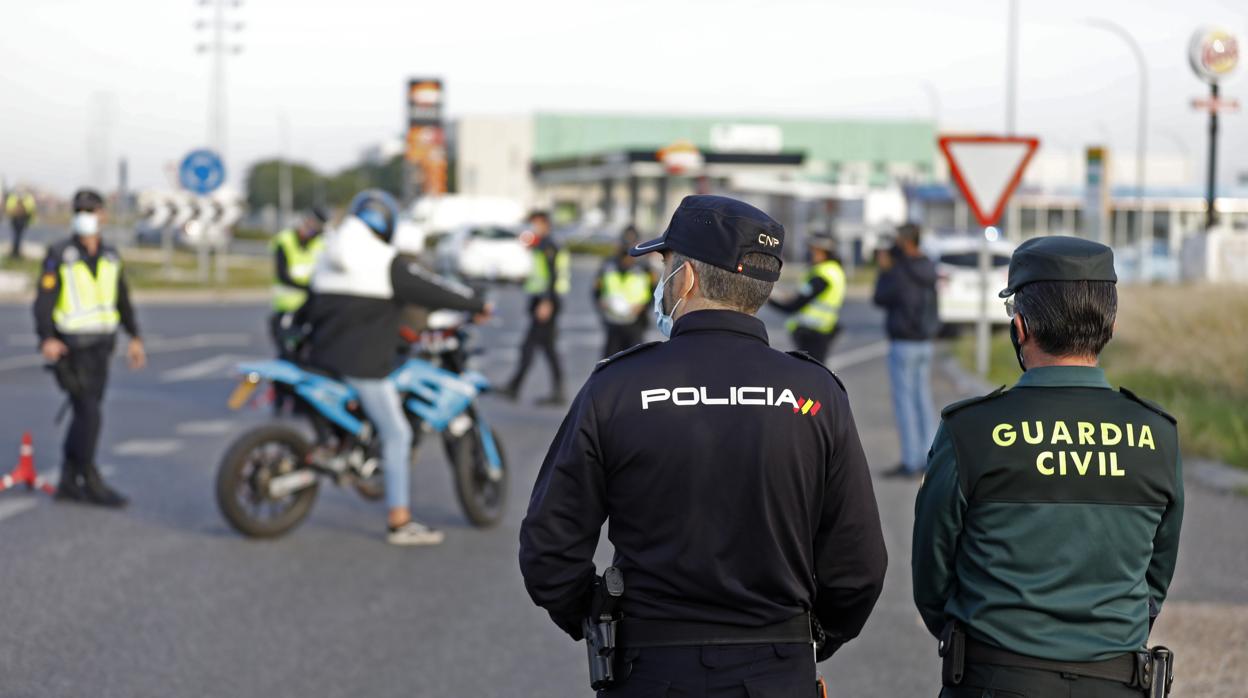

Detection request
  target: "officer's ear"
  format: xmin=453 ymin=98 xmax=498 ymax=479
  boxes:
xmin=680 ymin=260 xmax=697 ymax=297
xmin=1012 ymin=313 xmax=1028 ymax=343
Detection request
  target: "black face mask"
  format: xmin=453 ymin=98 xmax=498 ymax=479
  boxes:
xmin=1010 ymin=317 xmax=1026 ymax=372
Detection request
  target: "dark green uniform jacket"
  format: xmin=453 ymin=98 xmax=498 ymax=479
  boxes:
xmin=912 ymin=366 xmax=1183 ymax=662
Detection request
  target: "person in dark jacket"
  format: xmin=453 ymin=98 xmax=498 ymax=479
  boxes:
xmin=873 ymin=223 xmax=940 ymax=478
xmin=306 ymin=190 xmax=488 ymax=545
xmin=520 ymin=196 xmax=887 ymax=696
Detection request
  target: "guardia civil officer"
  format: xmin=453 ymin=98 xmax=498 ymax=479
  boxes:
xmin=591 ymin=225 xmax=656 ymax=358
xmin=768 ymin=232 xmax=847 ymax=363
xmin=912 ymin=236 xmax=1183 ymax=697
xmin=33 ymin=189 xmax=146 ymax=507
xmin=520 ymin=195 xmax=887 ymax=697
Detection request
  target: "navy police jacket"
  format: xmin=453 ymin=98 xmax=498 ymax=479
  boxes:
xmin=519 ymin=309 xmax=887 ymax=651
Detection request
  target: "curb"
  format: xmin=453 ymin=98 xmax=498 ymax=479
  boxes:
xmin=938 ymin=354 xmax=1246 ymax=497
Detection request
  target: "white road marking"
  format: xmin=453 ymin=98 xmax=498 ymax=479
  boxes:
xmin=0 ymin=333 xmax=258 ymax=375
xmin=112 ymin=439 xmax=183 ymax=457
xmin=159 ymin=353 xmax=257 ymax=383
xmin=0 ymin=499 xmax=38 ymax=522
xmin=176 ymin=419 xmax=237 ymax=436
xmin=825 ymin=340 xmax=891 ymax=372
xmin=144 ymin=333 xmax=254 ymax=352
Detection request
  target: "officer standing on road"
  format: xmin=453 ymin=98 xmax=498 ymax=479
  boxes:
xmin=768 ymin=232 xmax=847 ymax=363
xmin=268 ymin=208 xmax=327 ymax=413
xmin=520 ymin=195 xmax=888 ymax=697
xmin=6 ymin=187 xmax=37 ymax=260
xmin=33 ymin=189 xmax=145 ymax=507
xmin=591 ymin=225 xmax=656 ymax=358
xmin=912 ymin=236 xmax=1184 ymax=697
xmin=503 ymin=210 xmax=570 ymax=405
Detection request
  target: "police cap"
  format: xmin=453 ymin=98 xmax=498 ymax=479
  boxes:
xmin=999 ymin=235 xmax=1117 ymax=298
xmin=630 ymin=195 xmax=784 ymax=282
xmin=71 ymin=188 xmax=104 ymax=212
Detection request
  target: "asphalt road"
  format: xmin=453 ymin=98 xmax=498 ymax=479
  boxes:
xmin=0 ymin=259 xmax=1244 ymax=697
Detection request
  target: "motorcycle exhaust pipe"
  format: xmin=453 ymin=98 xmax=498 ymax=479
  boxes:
xmin=268 ymin=469 xmax=318 ymax=498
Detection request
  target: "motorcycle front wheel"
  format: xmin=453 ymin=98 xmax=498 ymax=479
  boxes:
xmin=216 ymin=423 xmax=320 ymax=538
xmin=443 ymin=410 xmax=508 ymax=528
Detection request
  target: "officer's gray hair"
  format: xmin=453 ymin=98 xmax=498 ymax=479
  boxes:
xmin=1014 ymin=280 xmax=1117 ymax=358
xmin=671 ymin=252 xmax=778 ymax=314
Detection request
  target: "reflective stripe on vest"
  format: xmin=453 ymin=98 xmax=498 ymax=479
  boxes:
xmin=271 ymin=229 xmax=325 ymax=312
xmin=787 ymin=260 xmax=846 ymax=334
xmin=53 ymin=256 xmax=121 ymax=335
xmin=525 ymin=246 xmax=571 ymax=296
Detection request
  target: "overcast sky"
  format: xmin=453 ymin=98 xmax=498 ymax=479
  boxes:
xmin=2 ymin=0 xmax=1245 ymax=194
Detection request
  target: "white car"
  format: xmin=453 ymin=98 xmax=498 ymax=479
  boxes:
xmin=435 ymin=225 xmax=532 ymax=283
xmin=925 ymin=235 xmax=1016 ymax=327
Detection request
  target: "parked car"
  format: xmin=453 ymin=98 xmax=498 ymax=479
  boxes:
xmin=435 ymin=225 xmax=532 ymax=283
xmin=925 ymin=234 xmax=1016 ymax=328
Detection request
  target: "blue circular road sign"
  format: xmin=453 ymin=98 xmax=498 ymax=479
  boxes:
xmin=179 ymin=149 xmax=226 ymax=195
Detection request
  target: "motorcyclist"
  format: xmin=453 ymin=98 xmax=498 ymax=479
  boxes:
xmin=305 ymin=190 xmax=489 ymax=546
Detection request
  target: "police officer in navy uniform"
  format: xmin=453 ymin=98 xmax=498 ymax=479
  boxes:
xmin=520 ymin=195 xmax=888 ymax=697
xmin=33 ymin=189 xmax=146 ymax=507
xmin=912 ymin=236 xmax=1184 ymax=697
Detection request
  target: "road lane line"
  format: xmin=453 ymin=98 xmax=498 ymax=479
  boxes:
xmin=112 ymin=439 xmax=183 ymax=457
xmin=159 ymin=354 xmax=256 ymax=383
xmin=825 ymin=340 xmax=891 ymax=372
xmin=0 ymin=499 xmax=38 ymax=522
xmin=176 ymin=419 xmax=238 ymax=436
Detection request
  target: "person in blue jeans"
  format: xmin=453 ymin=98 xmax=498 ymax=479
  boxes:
xmin=873 ymin=223 xmax=940 ymax=478
xmin=306 ymin=190 xmax=489 ymax=545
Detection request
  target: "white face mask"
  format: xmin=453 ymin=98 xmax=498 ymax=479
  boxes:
xmin=72 ymin=212 xmax=100 ymax=237
xmin=652 ymin=264 xmax=691 ymax=338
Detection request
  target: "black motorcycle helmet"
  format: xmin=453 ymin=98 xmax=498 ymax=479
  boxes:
xmin=348 ymin=189 xmax=400 ymax=243
xmin=72 ymin=188 xmax=105 ymax=213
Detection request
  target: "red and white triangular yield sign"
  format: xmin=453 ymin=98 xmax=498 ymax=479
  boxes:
xmin=938 ymin=135 xmax=1040 ymax=227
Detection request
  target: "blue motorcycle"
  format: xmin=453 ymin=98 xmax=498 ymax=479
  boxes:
xmin=216 ymin=314 xmax=507 ymax=538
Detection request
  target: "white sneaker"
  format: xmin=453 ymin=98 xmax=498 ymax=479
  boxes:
xmin=386 ymin=521 xmax=445 ymax=546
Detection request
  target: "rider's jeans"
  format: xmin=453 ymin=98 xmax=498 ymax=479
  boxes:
xmin=346 ymin=378 xmax=413 ymax=511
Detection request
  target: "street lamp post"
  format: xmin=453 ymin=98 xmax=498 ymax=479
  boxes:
xmin=1085 ymin=19 xmax=1148 ymax=252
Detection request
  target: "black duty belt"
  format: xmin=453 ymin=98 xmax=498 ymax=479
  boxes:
xmin=620 ymin=614 xmax=811 ymax=649
xmin=965 ymin=638 xmax=1142 ymax=686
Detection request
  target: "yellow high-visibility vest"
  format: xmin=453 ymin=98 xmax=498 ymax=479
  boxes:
xmin=787 ymin=260 xmax=846 ymax=334
xmin=53 ymin=249 xmax=121 ymax=335
xmin=599 ymin=264 xmax=651 ymax=323
xmin=5 ymin=193 xmax=35 ymax=217
xmin=271 ymin=229 xmax=325 ymax=312
xmin=525 ymin=244 xmax=571 ymax=296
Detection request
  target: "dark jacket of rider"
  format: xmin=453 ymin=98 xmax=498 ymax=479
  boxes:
xmin=305 ymin=216 xmax=485 ymax=379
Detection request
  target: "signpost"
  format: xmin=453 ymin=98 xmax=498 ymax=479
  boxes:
xmin=179 ymin=149 xmax=226 ymax=195
xmin=1188 ymin=27 xmax=1239 ymax=231
xmin=937 ymin=134 xmax=1040 ymax=377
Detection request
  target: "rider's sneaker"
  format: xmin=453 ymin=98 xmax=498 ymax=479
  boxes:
xmin=386 ymin=521 xmax=445 ymax=546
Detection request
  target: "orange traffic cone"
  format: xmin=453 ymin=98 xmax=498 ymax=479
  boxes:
xmin=0 ymin=432 xmax=55 ymax=495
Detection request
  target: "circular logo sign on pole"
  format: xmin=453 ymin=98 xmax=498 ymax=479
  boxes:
xmin=1189 ymin=27 xmax=1239 ymax=83
xmin=178 ymin=149 xmax=226 ymax=195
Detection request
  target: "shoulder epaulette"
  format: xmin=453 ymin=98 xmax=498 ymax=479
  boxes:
xmin=785 ymin=350 xmax=846 ymax=393
xmin=1119 ymin=387 xmax=1177 ymax=425
xmin=941 ymin=385 xmax=1008 ymax=418
xmin=592 ymin=341 xmax=661 ymax=373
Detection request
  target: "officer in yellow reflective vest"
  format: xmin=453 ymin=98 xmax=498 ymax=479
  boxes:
xmin=592 ymin=225 xmax=657 ymax=358
xmin=503 ymin=210 xmax=570 ymax=405
xmin=269 ymin=208 xmax=327 ymax=355
xmin=33 ymin=189 xmax=145 ymax=507
xmin=768 ymin=233 xmax=847 ymax=363
xmin=5 ymin=188 xmax=36 ymax=259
